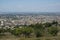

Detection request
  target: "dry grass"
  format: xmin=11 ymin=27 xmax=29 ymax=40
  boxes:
xmin=0 ymin=36 xmax=60 ymax=40
xmin=19 ymin=37 xmax=60 ymax=40
xmin=0 ymin=32 xmax=60 ymax=40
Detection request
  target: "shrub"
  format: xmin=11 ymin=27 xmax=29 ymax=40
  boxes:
xmin=48 ymin=27 xmax=58 ymax=36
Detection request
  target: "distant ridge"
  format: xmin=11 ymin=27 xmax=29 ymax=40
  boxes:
xmin=0 ymin=12 xmax=60 ymax=16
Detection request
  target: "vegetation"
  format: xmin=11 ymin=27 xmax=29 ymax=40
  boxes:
xmin=0 ymin=21 xmax=59 ymax=38
xmin=48 ymin=27 xmax=58 ymax=36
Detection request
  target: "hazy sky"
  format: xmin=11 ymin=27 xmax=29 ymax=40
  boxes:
xmin=0 ymin=0 xmax=60 ymax=12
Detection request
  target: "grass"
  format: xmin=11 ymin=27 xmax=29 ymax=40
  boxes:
xmin=0 ymin=32 xmax=60 ymax=40
xmin=19 ymin=37 xmax=60 ymax=40
xmin=0 ymin=36 xmax=60 ymax=40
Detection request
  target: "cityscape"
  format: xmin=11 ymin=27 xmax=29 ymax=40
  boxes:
xmin=0 ymin=12 xmax=60 ymax=26
xmin=0 ymin=0 xmax=60 ymax=40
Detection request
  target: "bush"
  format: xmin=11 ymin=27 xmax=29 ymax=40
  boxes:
xmin=10 ymin=27 xmax=34 ymax=37
xmin=48 ymin=27 xmax=58 ymax=36
xmin=35 ymin=29 xmax=43 ymax=37
xmin=44 ymin=22 xmax=52 ymax=27
xmin=10 ymin=28 xmax=23 ymax=36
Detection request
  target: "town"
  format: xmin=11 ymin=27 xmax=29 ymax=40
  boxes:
xmin=0 ymin=13 xmax=60 ymax=26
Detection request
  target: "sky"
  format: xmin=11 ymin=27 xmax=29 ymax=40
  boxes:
xmin=0 ymin=0 xmax=60 ymax=12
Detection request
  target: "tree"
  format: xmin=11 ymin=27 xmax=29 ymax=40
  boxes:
xmin=10 ymin=27 xmax=34 ymax=37
xmin=52 ymin=20 xmax=58 ymax=26
xmin=22 ymin=27 xmax=34 ymax=37
xmin=0 ymin=27 xmax=5 ymax=36
xmin=10 ymin=28 xmax=23 ymax=36
xmin=35 ymin=29 xmax=43 ymax=37
xmin=48 ymin=27 xmax=59 ymax=36
xmin=44 ymin=22 xmax=52 ymax=27
xmin=32 ymin=23 xmax=44 ymax=37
